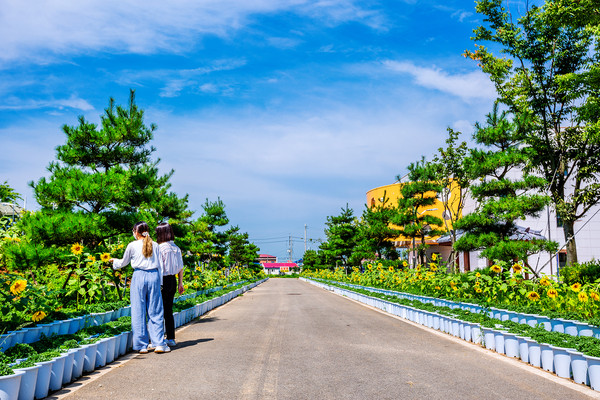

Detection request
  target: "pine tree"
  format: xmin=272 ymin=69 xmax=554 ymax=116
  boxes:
xmin=23 ymin=90 xmax=188 ymax=247
xmin=392 ymin=158 xmax=445 ymax=267
xmin=321 ymin=204 xmax=359 ymax=271
xmin=466 ymin=0 xmax=600 ymax=265
xmin=453 ymin=105 xmax=557 ymax=274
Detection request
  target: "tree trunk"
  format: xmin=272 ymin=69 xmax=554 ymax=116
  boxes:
xmin=563 ymin=221 xmax=578 ymax=266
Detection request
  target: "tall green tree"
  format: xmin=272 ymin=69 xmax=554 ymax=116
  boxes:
xmin=191 ymin=198 xmax=230 ymax=268
xmin=0 ymin=181 xmax=22 ymax=204
xmin=393 ymin=158 xmax=445 ymax=267
xmin=24 ymin=90 xmax=188 ymax=247
xmin=226 ymin=225 xmax=260 ymax=268
xmin=453 ymin=106 xmax=557 ymax=274
xmin=430 ymin=129 xmax=472 ymax=271
xmin=350 ymin=193 xmax=399 ymax=264
xmin=321 ymin=204 xmax=359 ymax=271
xmin=466 ymin=0 xmax=600 ymax=265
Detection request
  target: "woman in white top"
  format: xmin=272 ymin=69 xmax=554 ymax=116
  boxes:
xmin=156 ymin=222 xmax=185 ymax=347
xmin=112 ymin=221 xmax=170 ymax=354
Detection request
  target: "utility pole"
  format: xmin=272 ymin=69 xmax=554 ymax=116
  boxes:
xmin=288 ymin=235 xmax=293 ymax=262
xmin=304 ymin=224 xmax=307 ymax=252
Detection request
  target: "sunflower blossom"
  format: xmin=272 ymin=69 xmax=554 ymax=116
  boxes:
xmin=32 ymin=311 xmax=47 ymax=322
xmin=71 ymin=243 xmax=84 ymax=255
xmin=527 ymin=291 xmax=540 ymax=301
xmin=10 ymin=279 xmax=27 ymax=296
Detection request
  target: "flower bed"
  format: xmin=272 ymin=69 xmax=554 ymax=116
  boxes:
xmin=0 ymin=278 xmax=267 ymax=399
xmin=303 ymin=262 xmax=600 ymax=326
xmin=303 ymin=277 xmax=600 ymax=391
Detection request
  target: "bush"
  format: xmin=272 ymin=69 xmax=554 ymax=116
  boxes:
xmin=560 ymin=260 xmax=600 ymax=285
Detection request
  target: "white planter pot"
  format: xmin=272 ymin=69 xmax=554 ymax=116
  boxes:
xmin=504 ymin=333 xmax=519 ymax=358
xmin=482 ymin=327 xmax=496 ymax=351
xmin=575 ymin=322 xmax=594 ymax=337
xmin=14 ymin=364 xmax=40 ymax=400
xmin=61 ymin=350 xmax=76 ymax=385
xmin=105 ymin=336 xmax=117 ymax=364
xmin=471 ymin=324 xmax=482 ymax=345
xmin=71 ymin=347 xmax=86 ymax=380
xmin=551 ymin=319 xmax=565 ymax=333
xmin=48 ymin=354 xmax=67 ymax=392
xmin=22 ymin=327 xmax=42 ymax=344
xmin=527 ymin=339 xmax=542 ymax=367
xmin=68 ymin=317 xmax=84 ymax=335
xmin=516 ymin=336 xmax=529 ymax=363
xmin=567 ymin=349 xmax=589 ymax=385
xmin=33 ymin=360 xmax=53 ymax=399
xmin=0 ymin=334 xmax=14 ymax=352
xmin=540 ymin=343 xmax=554 ymax=373
xmin=586 ymin=354 xmax=600 ymax=391
xmin=118 ymin=332 xmax=128 ymax=357
xmin=493 ymin=331 xmax=506 ymax=355
xmin=0 ymin=370 xmax=25 ymax=400
xmin=57 ymin=320 xmax=70 ymax=336
xmin=83 ymin=342 xmax=98 ymax=373
xmin=551 ymin=345 xmax=573 ymax=379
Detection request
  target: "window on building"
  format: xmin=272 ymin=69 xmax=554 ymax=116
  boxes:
xmin=557 ymin=214 xmax=563 ymax=228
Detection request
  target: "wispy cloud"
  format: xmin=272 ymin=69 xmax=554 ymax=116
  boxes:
xmin=0 ymin=95 xmax=94 ymax=111
xmin=382 ymin=60 xmax=496 ymax=101
xmin=0 ymin=0 xmax=386 ymax=65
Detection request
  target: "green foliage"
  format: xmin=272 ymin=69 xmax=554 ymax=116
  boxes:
xmin=561 ymin=261 xmax=600 ymax=285
xmin=320 ymin=204 xmax=359 ymax=269
xmin=0 ymin=181 xmax=21 ymax=204
xmin=454 ymin=106 xmax=557 ymax=270
xmin=226 ymin=226 xmax=260 ymax=268
xmin=467 ymin=0 xmax=600 ymax=266
xmin=393 ymin=157 xmax=445 ymax=266
xmin=352 ymin=192 xmax=400 ymax=263
xmin=26 ymin=90 xmax=189 ymax=248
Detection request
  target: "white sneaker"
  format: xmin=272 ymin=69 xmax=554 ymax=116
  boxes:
xmin=138 ymin=348 xmax=149 ymax=354
xmin=166 ymin=339 xmax=177 ymax=347
xmin=147 ymin=344 xmax=156 ymax=352
xmin=154 ymin=345 xmax=171 ymax=353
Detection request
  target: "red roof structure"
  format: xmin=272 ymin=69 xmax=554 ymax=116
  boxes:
xmin=262 ymin=262 xmax=297 ymax=269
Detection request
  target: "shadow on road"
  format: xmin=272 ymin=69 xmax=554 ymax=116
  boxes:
xmin=173 ymin=337 xmax=214 ymax=351
xmin=193 ymin=316 xmax=220 ymax=324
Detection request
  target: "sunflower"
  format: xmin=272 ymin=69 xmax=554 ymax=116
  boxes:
xmin=475 ymin=272 xmax=481 ymax=278
xmin=547 ymin=288 xmax=558 ymax=299
xmin=475 ymin=287 xmax=482 ymax=293
xmin=512 ymin=263 xmax=523 ymax=274
xmin=100 ymin=253 xmax=111 ymax=262
xmin=579 ymin=292 xmax=589 ymax=303
xmin=527 ymin=291 xmax=540 ymax=301
xmin=431 ymin=253 xmax=438 ymax=261
xmin=87 ymin=255 xmax=96 ymax=263
xmin=10 ymin=279 xmax=27 ymax=296
xmin=32 ymin=311 xmax=47 ymax=322
xmin=388 ymin=266 xmax=394 ymax=272
xmin=435 ymin=286 xmax=441 ymax=290
xmin=539 ymin=277 xmax=551 ymax=286
xmin=571 ymin=283 xmax=582 ymax=292
xmin=490 ymin=264 xmax=502 ymax=274
xmin=591 ymin=292 xmax=600 ymax=302
xmin=430 ymin=265 xmax=438 ymax=272
xmin=402 ymin=261 xmax=408 ymax=267
xmin=367 ymin=264 xmax=373 ymax=270
xmin=71 ymin=243 xmax=84 ymax=255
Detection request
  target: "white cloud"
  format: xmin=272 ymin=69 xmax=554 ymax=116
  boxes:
xmin=0 ymin=0 xmax=385 ymax=65
xmin=382 ymin=60 xmax=497 ymax=101
xmin=0 ymin=95 xmax=94 ymax=111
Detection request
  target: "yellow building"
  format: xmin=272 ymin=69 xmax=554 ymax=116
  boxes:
xmin=366 ymin=179 xmax=466 ymax=268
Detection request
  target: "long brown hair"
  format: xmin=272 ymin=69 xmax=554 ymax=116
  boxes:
xmin=133 ymin=221 xmax=153 ymax=258
xmin=156 ymin=222 xmax=175 ymax=244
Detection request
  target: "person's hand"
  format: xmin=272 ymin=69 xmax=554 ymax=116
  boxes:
xmin=178 ymin=284 xmax=185 ymax=295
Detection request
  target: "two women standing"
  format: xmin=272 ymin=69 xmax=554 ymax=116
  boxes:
xmin=112 ymin=221 xmax=184 ymax=354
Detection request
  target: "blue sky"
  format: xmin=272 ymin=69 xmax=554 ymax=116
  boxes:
xmin=0 ymin=0 xmax=503 ymax=261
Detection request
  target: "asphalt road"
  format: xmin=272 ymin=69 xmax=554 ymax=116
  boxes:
xmin=53 ymin=278 xmax=597 ymax=400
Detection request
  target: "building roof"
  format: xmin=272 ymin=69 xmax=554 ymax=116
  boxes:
xmin=262 ymin=262 xmax=297 ymax=269
xmin=259 ymin=254 xmax=276 ymax=258
xmin=0 ymin=202 xmax=23 ymax=216
xmin=436 ymin=225 xmax=547 ymax=244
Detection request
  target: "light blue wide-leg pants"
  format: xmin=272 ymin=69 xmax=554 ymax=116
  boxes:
xmin=130 ymin=269 xmax=166 ymax=351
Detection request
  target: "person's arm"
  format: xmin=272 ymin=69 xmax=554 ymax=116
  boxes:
xmin=112 ymin=243 xmax=133 ymax=270
xmin=177 ymin=268 xmax=185 ymax=294
xmin=177 ymin=249 xmax=185 ymax=294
